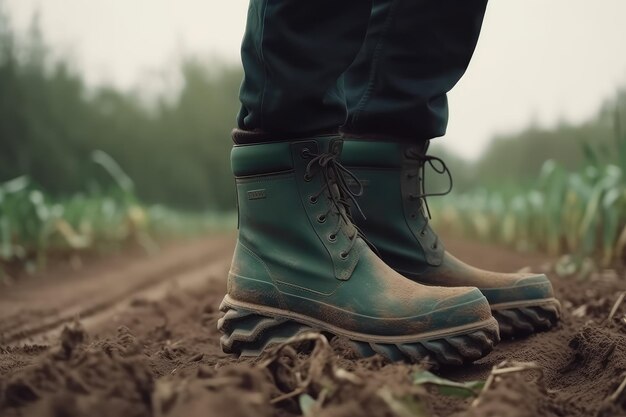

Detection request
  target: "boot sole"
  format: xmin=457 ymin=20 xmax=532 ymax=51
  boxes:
xmin=218 ymin=295 xmax=500 ymax=366
xmin=491 ymin=298 xmax=561 ymax=339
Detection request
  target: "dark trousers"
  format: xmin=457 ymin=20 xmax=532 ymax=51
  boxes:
xmin=237 ymin=0 xmax=487 ymax=143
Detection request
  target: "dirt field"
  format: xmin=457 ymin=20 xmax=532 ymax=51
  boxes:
xmin=1 ymin=233 xmax=626 ymax=417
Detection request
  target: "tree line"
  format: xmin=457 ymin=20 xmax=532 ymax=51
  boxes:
xmin=0 ymin=8 xmax=241 ymax=211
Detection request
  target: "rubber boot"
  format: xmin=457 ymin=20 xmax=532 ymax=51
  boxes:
xmin=341 ymin=138 xmax=561 ymax=338
xmin=218 ymin=133 xmax=500 ymax=365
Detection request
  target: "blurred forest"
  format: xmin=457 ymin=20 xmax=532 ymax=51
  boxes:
xmin=0 ymin=8 xmax=240 ymax=211
xmin=1 ymin=6 xmax=625 ymax=211
xmin=432 ymin=89 xmax=626 ymax=194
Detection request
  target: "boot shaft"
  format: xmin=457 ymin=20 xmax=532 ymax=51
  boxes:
xmin=341 ymin=139 xmax=444 ymax=270
xmin=231 ymin=135 xmax=361 ymax=293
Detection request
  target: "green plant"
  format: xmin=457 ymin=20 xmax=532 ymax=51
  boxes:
xmin=0 ymin=154 xmax=235 ymax=280
xmin=432 ymin=106 xmax=626 ymax=268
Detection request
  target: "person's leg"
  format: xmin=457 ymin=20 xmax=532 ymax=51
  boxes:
xmin=343 ymin=0 xmax=486 ymax=141
xmin=341 ymin=0 xmax=561 ymax=338
xmin=220 ymin=0 xmax=500 ymax=364
xmin=237 ymin=0 xmax=371 ymax=137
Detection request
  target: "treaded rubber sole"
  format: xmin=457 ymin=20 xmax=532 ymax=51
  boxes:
xmin=491 ymin=298 xmax=561 ymax=339
xmin=217 ymin=296 xmax=500 ymax=366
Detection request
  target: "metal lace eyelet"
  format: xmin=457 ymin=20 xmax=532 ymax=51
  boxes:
xmin=309 ymin=195 xmax=318 ymax=204
xmin=328 ymin=233 xmax=337 ymax=242
xmin=303 ymin=174 xmax=312 ymax=182
xmin=410 ymin=213 xmax=416 ymax=219
xmin=301 ymin=148 xmax=311 ymax=159
xmin=420 ymin=230 xmax=426 ymax=236
xmin=431 ymin=243 xmax=438 ymax=250
xmin=339 ymin=251 xmax=348 ymax=260
xmin=317 ymin=214 xmax=326 ymax=223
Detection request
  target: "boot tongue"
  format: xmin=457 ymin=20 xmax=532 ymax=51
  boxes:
xmin=329 ymin=180 xmax=342 ymax=200
xmin=404 ymin=140 xmax=429 ymax=159
xmin=323 ymin=140 xmax=358 ymax=238
xmin=327 ymin=137 xmax=343 ymax=156
xmin=328 ymin=171 xmax=357 ymax=237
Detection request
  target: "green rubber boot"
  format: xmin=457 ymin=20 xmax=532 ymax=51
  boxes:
xmin=218 ymin=133 xmax=500 ymax=365
xmin=341 ymin=138 xmax=561 ymax=339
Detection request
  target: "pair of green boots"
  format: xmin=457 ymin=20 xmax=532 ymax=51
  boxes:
xmin=218 ymin=134 xmax=561 ymax=365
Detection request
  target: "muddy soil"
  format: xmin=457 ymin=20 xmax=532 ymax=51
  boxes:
xmin=1 ymin=234 xmax=626 ymax=417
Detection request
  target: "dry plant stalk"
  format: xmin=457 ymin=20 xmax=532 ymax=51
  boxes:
xmin=609 ymin=374 xmax=626 ymax=403
xmin=608 ymin=291 xmax=626 ymax=321
xmin=471 ymin=361 xmax=544 ymax=407
xmin=259 ymin=332 xmax=362 ymax=405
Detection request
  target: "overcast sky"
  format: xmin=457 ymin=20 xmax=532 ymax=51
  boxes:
xmin=4 ymin=0 xmax=626 ymax=160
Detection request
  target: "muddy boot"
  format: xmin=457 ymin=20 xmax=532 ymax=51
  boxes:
xmin=218 ymin=133 xmax=500 ymax=365
xmin=341 ymin=138 xmax=561 ymax=339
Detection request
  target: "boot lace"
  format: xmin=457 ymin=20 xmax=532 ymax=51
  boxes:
xmin=404 ymin=144 xmax=453 ymax=247
xmin=302 ymin=146 xmax=367 ymax=259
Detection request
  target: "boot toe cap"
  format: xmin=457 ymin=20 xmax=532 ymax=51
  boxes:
xmin=433 ymin=286 xmax=485 ymax=310
xmin=481 ymin=273 xmax=555 ymax=306
xmin=429 ymin=286 xmax=493 ymax=327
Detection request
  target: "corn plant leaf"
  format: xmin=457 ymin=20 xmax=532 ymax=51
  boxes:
xmin=1 ymin=176 xmax=30 ymax=194
xmin=601 ymin=188 xmax=623 ymax=265
xmin=377 ymin=386 xmax=428 ymax=417
xmin=92 ymin=150 xmax=135 ymax=195
xmin=412 ymin=370 xmax=484 ymax=398
xmin=0 ymin=217 xmax=12 ymax=260
xmin=614 ymin=102 xmax=626 ymax=173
